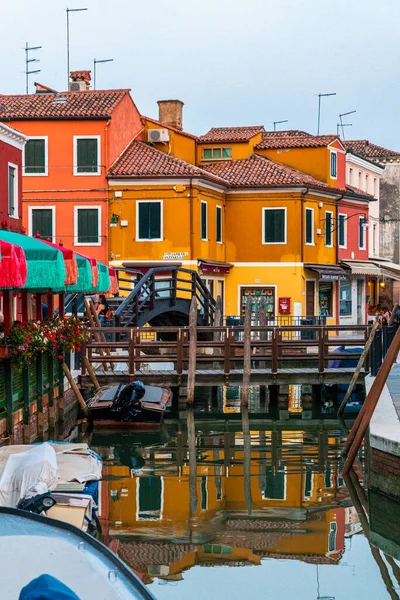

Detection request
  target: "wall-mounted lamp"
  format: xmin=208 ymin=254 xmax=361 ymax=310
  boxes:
xmin=110 ymin=213 xmax=120 ymax=227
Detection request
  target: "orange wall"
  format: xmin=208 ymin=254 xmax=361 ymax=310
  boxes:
xmin=108 ymin=95 xmax=143 ymax=165
xmin=143 ymin=119 xmax=196 ymax=164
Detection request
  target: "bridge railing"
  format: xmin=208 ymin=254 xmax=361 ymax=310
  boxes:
xmin=82 ymin=323 xmax=371 ymax=378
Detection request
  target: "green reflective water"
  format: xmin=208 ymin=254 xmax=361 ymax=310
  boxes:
xmin=84 ymin=386 xmax=400 ymax=599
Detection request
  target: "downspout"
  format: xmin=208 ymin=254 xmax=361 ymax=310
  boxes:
xmin=104 ymin=120 xmax=110 ymax=264
xmin=189 ymin=178 xmax=194 ymax=261
xmin=335 ymin=193 xmax=345 ymax=325
xmin=300 ymin=187 xmax=308 ymax=264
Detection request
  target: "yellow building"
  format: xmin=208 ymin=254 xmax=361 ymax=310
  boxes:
xmin=108 ymin=109 xmax=348 ymax=322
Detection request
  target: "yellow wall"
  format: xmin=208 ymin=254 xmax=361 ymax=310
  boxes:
xmin=257 ymin=146 xmax=329 ymax=184
xmin=196 ymin=132 xmax=263 ymax=164
xmin=143 ymin=119 xmax=196 ymax=164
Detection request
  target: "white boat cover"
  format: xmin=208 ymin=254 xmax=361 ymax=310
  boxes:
xmin=0 ymin=443 xmax=102 ymax=508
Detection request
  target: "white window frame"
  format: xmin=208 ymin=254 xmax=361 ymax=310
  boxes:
xmin=338 ymin=213 xmax=347 ymax=249
xmin=305 ymin=207 xmax=314 ymax=245
xmin=330 ymin=150 xmax=337 ymax=179
xmin=201 ymin=201 xmax=208 ymax=241
xmin=325 ymin=210 xmax=334 ymax=247
xmin=23 ymin=136 xmax=48 ymax=176
xmin=262 ymin=207 xmax=287 ymax=245
xmin=74 ymin=205 xmax=102 ymax=246
xmin=135 ymin=476 xmax=164 ymax=521
xmin=136 ymin=200 xmax=163 ymax=242
xmin=28 ymin=206 xmax=56 ymax=242
xmin=202 ymin=147 xmax=232 ymax=161
xmin=359 ymin=216 xmax=366 ymax=250
xmin=73 ymin=135 xmax=101 ymax=176
xmin=216 ymin=205 xmax=223 ymax=244
xmin=8 ymin=162 xmax=18 ymax=219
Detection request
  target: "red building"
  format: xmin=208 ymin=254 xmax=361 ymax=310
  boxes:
xmin=0 ymin=123 xmax=27 ymax=231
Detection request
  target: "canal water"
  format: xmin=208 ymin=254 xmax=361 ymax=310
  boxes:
xmin=80 ymin=386 xmax=400 ymax=599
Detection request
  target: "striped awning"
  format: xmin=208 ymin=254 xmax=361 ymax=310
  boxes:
xmin=341 ymin=261 xmax=382 ymax=276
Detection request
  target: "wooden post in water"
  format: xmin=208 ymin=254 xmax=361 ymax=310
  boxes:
xmin=259 ymin=297 xmax=267 ymax=370
xmin=82 ymin=356 xmax=100 ymax=391
xmin=242 ymin=405 xmax=253 ymax=515
xmin=242 ymin=295 xmax=252 ymax=405
xmin=187 ymin=297 xmax=197 ymax=404
xmin=62 ymin=363 xmax=90 ymax=418
xmin=187 ymin=409 xmax=198 ymax=514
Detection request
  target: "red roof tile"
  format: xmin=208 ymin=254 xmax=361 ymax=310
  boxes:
xmin=346 ymin=184 xmax=374 ymax=200
xmin=261 ymin=129 xmax=310 ymax=138
xmin=202 ymin=153 xmax=345 ymax=192
xmin=142 ymin=116 xmax=198 ymax=140
xmin=0 ymin=89 xmax=130 ymax=120
xmin=108 ymin=140 xmax=228 ymax=185
xmin=255 ymin=134 xmax=339 ymax=150
xmin=198 ymin=126 xmax=265 ymax=143
xmin=345 ymin=140 xmax=400 ymax=163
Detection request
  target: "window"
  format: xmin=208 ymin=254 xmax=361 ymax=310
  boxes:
xmin=339 ymin=280 xmax=352 ymax=316
xmin=263 ymin=466 xmax=285 ymax=500
xmin=8 ymin=164 xmax=17 ymax=219
xmin=216 ymin=205 xmax=222 ymax=243
xmin=325 ymin=463 xmax=332 ymax=489
xmin=74 ymin=206 xmax=101 ymax=245
xmin=202 ymin=147 xmax=231 ymax=160
xmin=365 ymin=174 xmax=369 ymax=193
xmin=24 ymin=138 xmax=47 ymax=175
xmin=263 ymin=208 xmax=286 ymax=244
xmin=338 ymin=214 xmax=347 ymax=248
xmin=373 ymin=223 xmax=377 ymax=255
xmin=74 ymin=136 xmax=100 ymax=175
xmin=328 ymin=522 xmax=337 ymax=552
xmin=137 ymin=201 xmax=162 ymax=241
xmin=325 ymin=211 xmax=333 ymax=246
xmin=373 ymin=178 xmax=377 ymax=197
xmin=137 ymin=476 xmax=163 ymax=520
xmin=358 ymin=171 xmax=362 ymax=188
xmin=304 ymin=467 xmax=313 ymax=499
xmin=359 ymin=217 xmax=366 ymax=250
xmin=319 ymin=282 xmax=333 ymax=317
xmin=305 ymin=207 xmax=314 ymax=244
xmin=29 ymin=207 xmax=55 ymax=241
xmin=330 ymin=151 xmax=337 ymax=178
xmin=201 ymin=201 xmax=208 ymax=240
xmin=201 ymin=476 xmax=208 ymax=510
xmin=349 ymin=167 xmax=353 ymax=185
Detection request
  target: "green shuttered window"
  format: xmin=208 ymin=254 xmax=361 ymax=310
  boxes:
xmin=138 ymin=202 xmax=162 ymax=240
xmin=76 ymin=208 xmax=99 ymax=244
xmin=25 ymin=139 xmax=46 ymax=174
xmin=201 ymin=201 xmax=207 ymax=240
xmin=76 ymin=138 xmax=99 ymax=174
xmin=305 ymin=208 xmax=313 ymax=244
xmin=264 ymin=467 xmax=285 ymax=499
xmin=31 ymin=209 xmax=53 ymax=240
xmin=216 ymin=205 xmax=222 ymax=243
xmin=338 ymin=214 xmax=346 ymax=247
xmin=359 ymin=217 xmax=366 ymax=249
xmin=8 ymin=165 xmax=16 ymax=217
xmin=138 ymin=476 xmax=162 ymax=520
xmin=325 ymin=212 xmax=333 ymax=246
xmin=263 ymin=208 xmax=285 ymax=243
xmin=330 ymin=151 xmax=337 ymax=178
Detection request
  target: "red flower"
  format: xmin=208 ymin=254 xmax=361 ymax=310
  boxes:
xmin=57 ymin=355 xmax=63 ymax=360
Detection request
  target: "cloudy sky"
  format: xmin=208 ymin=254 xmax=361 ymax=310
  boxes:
xmin=2 ymin=0 xmax=399 ymax=147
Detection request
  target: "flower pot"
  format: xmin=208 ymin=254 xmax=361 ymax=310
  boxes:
xmin=0 ymin=346 xmax=9 ymax=359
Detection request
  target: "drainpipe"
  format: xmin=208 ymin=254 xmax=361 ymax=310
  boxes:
xmin=335 ymin=193 xmax=344 ymax=324
xmin=300 ymin=188 xmax=308 ymax=264
xmin=189 ymin=178 xmax=194 ymax=261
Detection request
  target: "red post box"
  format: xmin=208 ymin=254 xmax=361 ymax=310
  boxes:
xmin=278 ymin=297 xmax=291 ymax=314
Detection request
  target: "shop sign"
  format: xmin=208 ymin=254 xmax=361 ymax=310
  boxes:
xmin=162 ymin=252 xmax=188 ymax=260
xmin=320 ymin=273 xmax=349 ymax=281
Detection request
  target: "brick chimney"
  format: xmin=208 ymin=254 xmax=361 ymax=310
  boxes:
xmin=157 ymin=100 xmax=184 ymax=130
xmin=69 ymin=70 xmax=92 ymax=90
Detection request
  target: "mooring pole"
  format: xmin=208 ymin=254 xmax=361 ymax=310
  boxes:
xmin=242 ymin=295 xmax=252 ymax=405
xmin=187 ymin=297 xmax=197 ymax=404
xmin=187 ymin=409 xmax=198 ymax=514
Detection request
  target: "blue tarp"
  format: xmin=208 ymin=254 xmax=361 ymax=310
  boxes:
xmin=19 ymin=574 xmax=80 ymax=600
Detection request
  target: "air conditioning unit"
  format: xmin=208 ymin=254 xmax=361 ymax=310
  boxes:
xmin=69 ymin=81 xmax=86 ymax=92
xmin=147 ymin=128 xmax=170 ymax=143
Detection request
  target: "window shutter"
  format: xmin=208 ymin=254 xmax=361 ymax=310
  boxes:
xmin=325 ymin=213 xmax=332 ymax=246
xmin=138 ymin=203 xmax=149 ymax=239
xmin=77 ymin=208 xmax=98 ymax=243
xmin=77 ymin=139 xmax=98 ymax=173
xmin=25 ymin=140 xmax=45 ymax=173
xmin=8 ymin=167 xmax=15 ymax=215
xmin=32 ymin=209 xmax=53 ymax=239
xmin=201 ymin=203 xmax=207 ymax=239
xmin=264 ymin=209 xmax=285 ymax=243
xmin=149 ymin=202 xmax=161 ymax=239
xmin=339 ymin=215 xmax=345 ymax=246
xmin=216 ymin=206 xmax=222 ymax=242
xmin=265 ymin=467 xmax=285 ymax=499
xmin=306 ymin=209 xmax=313 ymax=244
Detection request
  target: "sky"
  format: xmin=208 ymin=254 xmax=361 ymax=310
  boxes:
xmin=2 ymin=0 xmax=400 ymax=149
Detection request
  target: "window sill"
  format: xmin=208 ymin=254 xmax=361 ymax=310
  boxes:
xmin=305 ymin=242 xmax=315 ymax=246
xmin=136 ymin=238 xmax=163 ymax=242
xmin=8 ymin=214 xmax=19 ymax=220
xmin=338 ymin=245 xmax=347 ymax=249
xmin=74 ymin=241 xmax=101 ymax=247
xmin=23 ymin=172 xmax=48 ymax=177
xmin=262 ymin=241 xmax=286 ymax=245
xmin=73 ymin=171 xmax=101 ymax=177
xmin=201 ymin=158 xmax=232 ymax=162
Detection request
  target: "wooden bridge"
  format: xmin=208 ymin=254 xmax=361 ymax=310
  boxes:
xmin=80 ymin=323 xmax=374 ymax=388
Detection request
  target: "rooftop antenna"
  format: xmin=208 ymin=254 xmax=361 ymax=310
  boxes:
xmin=336 ymin=123 xmax=352 ymax=138
xmin=317 ymin=92 xmax=336 ymax=135
xmin=273 ymin=119 xmax=288 ymax=132
xmin=93 ymin=58 xmax=114 ymax=90
xmin=339 ymin=110 xmax=356 ymax=140
xmin=25 ymin=42 xmax=42 ymax=94
xmin=66 ymin=7 xmax=88 ymax=88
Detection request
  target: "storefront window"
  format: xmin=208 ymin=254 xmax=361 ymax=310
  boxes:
xmin=340 ymin=280 xmax=352 ymax=316
xmin=319 ymin=282 xmax=333 ymax=317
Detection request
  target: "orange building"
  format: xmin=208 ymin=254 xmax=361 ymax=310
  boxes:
xmin=0 ymin=71 xmax=142 ymax=262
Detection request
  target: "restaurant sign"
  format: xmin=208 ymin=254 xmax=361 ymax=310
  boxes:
xmin=162 ymin=252 xmax=188 ymax=260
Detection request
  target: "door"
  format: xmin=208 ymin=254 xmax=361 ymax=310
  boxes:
xmin=357 ymin=279 xmax=364 ymax=324
xmin=306 ymin=281 xmax=315 ymax=317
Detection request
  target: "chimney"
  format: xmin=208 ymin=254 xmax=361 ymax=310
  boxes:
xmin=157 ymin=100 xmax=184 ymax=130
xmin=69 ymin=70 xmax=92 ymax=90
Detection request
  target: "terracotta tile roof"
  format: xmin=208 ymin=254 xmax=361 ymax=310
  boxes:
xmin=346 ymin=184 xmax=375 ymax=200
xmin=255 ymin=134 xmax=339 ymax=150
xmin=202 ymin=153 xmax=344 ymax=192
xmin=261 ymin=129 xmax=310 ymax=138
xmin=198 ymin=126 xmax=265 ymax=143
xmin=142 ymin=116 xmax=198 ymax=140
xmin=0 ymin=89 xmax=130 ymax=120
xmin=345 ymin=140 xmax=400 ymax=163
xmin=108 ymin=140 xmax=228 ymax=185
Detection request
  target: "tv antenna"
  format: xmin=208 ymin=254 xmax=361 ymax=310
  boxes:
xmin=25 ymin=42 xmax=42 ymax=94
xmin=66 ymin=7 xmax=88 ymax=87
xmin=336 ymin=123 xmax=352 ymax=137
xmin=273 ymin=119 xmax=288 ymax=132
xmin=93 ymin=58 xmax=114 ymax=90
xmin=338 ymin=110 xmax=356 ymax=140
xmin=317 ymin=92 xmax=336 ymax=135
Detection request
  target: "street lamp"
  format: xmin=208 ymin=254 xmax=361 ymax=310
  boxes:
xmin=317 ymin=92 xmax=337 ymax=135
xmin=93 ymin=58 xmax=114 ymax=90
xmin=66 ymin=7 xmax=88 ymax=87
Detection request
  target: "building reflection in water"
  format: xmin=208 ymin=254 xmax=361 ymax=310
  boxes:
xmin=92 ymin=404 xmax=361 ymax=586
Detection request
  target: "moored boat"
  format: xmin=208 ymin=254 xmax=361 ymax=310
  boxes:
xmin=87 ymin=382 xmax=172 ymax=429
